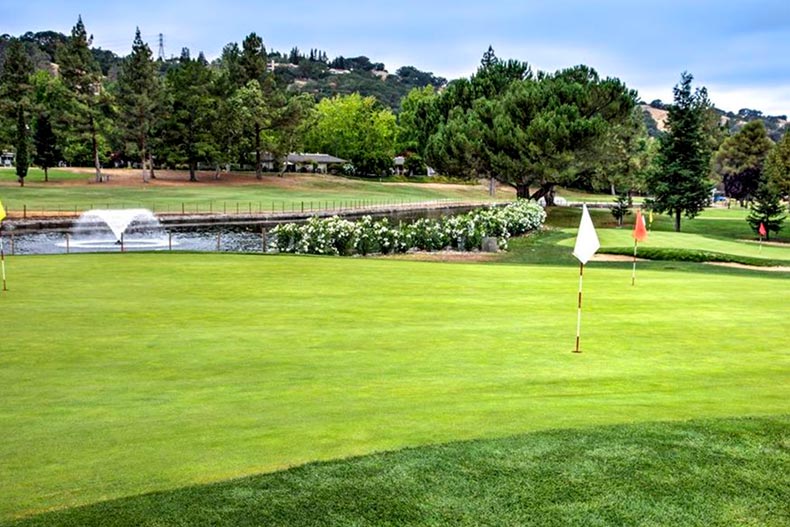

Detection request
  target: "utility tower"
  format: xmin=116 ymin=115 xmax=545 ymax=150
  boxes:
xmin=157 ymin=34 xmax=165 ymax=60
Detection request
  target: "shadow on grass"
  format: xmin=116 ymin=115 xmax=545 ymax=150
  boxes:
xmin=8 ymin=416 xmax=788 ymax=527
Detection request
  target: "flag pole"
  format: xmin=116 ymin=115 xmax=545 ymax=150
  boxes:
xmin=631 ymin=240 xmax=638 ymax=286
xmin=1 ymin=236 xmax=7 ymax=292
xmin=574 ymin=261 xmax=584 ymax=353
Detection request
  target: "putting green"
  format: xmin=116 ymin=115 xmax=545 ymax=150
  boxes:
xmin=1 ymin=253 xmax=788 ymax=519
xmin=558 ymin=227 xmax=790 ymax=261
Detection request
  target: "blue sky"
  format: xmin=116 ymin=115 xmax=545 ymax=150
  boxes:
xmin=3 ymin=0 xmax=790 ymax=116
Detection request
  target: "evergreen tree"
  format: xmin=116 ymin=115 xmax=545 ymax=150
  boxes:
xmin=611 ymin=192 xmax=632 ymax=226
xmin=712 ymin=120 xmax=773 ymax=203
xmin=646 ymin=72 xmax=713 ymax=231
xmin=116 ymin=28 xmax=160 ymax=182
xmin=747 ymin=182 xmax=787 ymax=240
xmin=56 ymin=16 xmax=106 ymax=182
xmin=240 ymin=33 xmax=267 ymax=84
xmin=161 ymin=48 xmax=216 ymax=181
xmin=764 ymin=131 xmax=790 ymax=199
xmin=33 ymin=112 xmax=58 ymax=182
xmin=14 ymin=106 xmax=30 ymax=185
xmin=0 ymin=38 xmax=34 ymax=186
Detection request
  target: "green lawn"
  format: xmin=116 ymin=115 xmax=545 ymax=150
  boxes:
xmin=1 ymin=253 xmax=788 ymax=520
xmin=8 ymin=416 xmax=787 ymax=527
xmin=0 ymin=170 xmax=505 ymax=216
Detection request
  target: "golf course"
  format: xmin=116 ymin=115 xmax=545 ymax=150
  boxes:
xmin=1 ymin=198 xmax=788 ymax=525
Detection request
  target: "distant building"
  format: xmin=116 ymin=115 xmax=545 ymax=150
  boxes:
xmin=1 ymin=151 xmax=14 ymax=167
xmin=262 ymin=153 xmax=347 ymax=173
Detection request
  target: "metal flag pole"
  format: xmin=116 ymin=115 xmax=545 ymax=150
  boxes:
xmin=1 ymin=236 xmax=7 ymax=292
xmin=631 ymin=240 xmax=639 ymax=286
xmin=574 ymin=261 xmax=584 ymax=353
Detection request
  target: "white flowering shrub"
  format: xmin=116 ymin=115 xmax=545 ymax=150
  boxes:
xmin=270 ymin=200 xmax=545 ymax=256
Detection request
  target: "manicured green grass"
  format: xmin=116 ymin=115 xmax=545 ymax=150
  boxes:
xmin=556 ymin=229 xmax=790 ymax=262
xmin=8 ymin=416 xmax=787 ymax=527
xmin=0 ymin=167 xmax=90 ymax=183
xmin=0 ymin=171 xmax=505 ymax=215
xmin=1 ymin=253 xmax=788 ymax=520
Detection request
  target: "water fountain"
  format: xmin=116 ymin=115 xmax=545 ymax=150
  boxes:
xmin=59 ymin=209 xmax=173 ymax=251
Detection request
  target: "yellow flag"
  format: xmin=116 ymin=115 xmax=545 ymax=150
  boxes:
xmin=0 ymin=200 xmax=6 ymax=222
xmin=648 ymin=210 xmax=653 ymax=224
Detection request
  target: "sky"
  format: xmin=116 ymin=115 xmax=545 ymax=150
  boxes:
xmin=3 ymin=0 xmax=790 ymax=117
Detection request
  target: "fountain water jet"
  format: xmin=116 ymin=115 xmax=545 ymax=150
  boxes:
xmin=58 ymin=209 xmax=173 ymax=251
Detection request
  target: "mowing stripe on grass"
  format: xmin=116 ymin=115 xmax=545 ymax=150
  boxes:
xmin=1 ymin=253 xmax=788 ymax=519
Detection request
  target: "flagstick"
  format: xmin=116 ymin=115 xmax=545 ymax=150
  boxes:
xmin=631 ymin=240 xmax=638 ymax=286
xmin=1 ymin=236 xmax=7 ymax=292
xmin=574 ymin=262 xmax=584 ymax=353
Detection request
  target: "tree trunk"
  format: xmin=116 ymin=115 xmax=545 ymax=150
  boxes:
xmin=44 ymin=166 xmax=48 ymax=182
xmin=141 ymin=141 xmax=148 ymax=183
xmin=214 ymin=163 xmax=221 ymax=180
xmin=515 ymin=183 xmax=530 ymax=199
xmin=189 ymin=161 xmax=197 ymax=182
xmin=148 ymin=152 xmax=156 ymax=179
xmin=488 ymin=176 xmax=496 ymax=197
xmin=91 ymin=115 xmax=102 ymax=183
xmin=530 ymin=182 xmax=556 ymax=206
xmin=255 ymin=123 xmax=262 ymax=180
xmin=674 ymin=209 xmax=681 ymax=232
xmin=611 ymin=183 xmax=616 ymax=196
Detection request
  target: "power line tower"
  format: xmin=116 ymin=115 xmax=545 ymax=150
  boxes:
xmin=157 ymin=34 xmax=165 ymax=60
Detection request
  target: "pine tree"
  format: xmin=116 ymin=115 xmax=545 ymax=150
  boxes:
xmin=161 ymin=48 xmax=216 ymax=181
xmin=712 ymin=120 xmax=773 ymax=203
xmin=33 ymin=113 xmax=58 ymax=182
xmin=764 ymin=131 xmax=790 ymax=199
xmin=240 ymin=33 xmax=267 ymax=84
xmin=480 ymin=45 xmax=498 ymax=68
xmin=646 ymin=72 xmax=713 ymax=231
xmin=117 ymin=28 xmax=160 ymax=182
xmin=56 ymin=16 xmax=106 ymax=182
xmin=0 ymin=38 xmax=34 ymax=187
xmin=747 ymin=182 xmax=787 ymax=240
xmin=15 ymin=107 xmax=30 ymax=185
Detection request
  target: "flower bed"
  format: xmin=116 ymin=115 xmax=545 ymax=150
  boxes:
xmin=271 ymin=200 xmax=546 ymax=256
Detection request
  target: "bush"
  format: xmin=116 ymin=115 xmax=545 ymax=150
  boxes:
xmin=270 ymin=200 xmax=546 ymax=256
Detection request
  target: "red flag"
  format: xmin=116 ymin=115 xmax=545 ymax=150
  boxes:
xmin=759 ymin=222 xmax=767 ymax=237
xmin=632 ymin=210 xmax=648 ymax=242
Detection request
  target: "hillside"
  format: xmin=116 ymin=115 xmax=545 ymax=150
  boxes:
xmin=0 ymin=32 xmax=445 ymax=112
xmin=642 ymin=100 xmax=788 ymax=140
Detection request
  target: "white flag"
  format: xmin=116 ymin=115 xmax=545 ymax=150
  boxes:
xmin=573 ymin=204 xmax=600 ymax=264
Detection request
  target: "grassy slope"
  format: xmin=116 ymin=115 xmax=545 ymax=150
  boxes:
xmin=1 ymin=253 xmax=788 ymax=520
xmin=7 ymin=416 xmax=788 ymax=527
xmin=0 ymin=170 xmax=505 ymax=214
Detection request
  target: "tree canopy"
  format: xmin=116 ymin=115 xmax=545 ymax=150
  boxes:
xmin=646 ymin=72 xmax=713 ymax=232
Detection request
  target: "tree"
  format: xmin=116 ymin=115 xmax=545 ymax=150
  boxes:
xmin=240 ymin=33 xmax=267 ymax=85
xmin=763 ymin=131 xmax=790 ymax=199
xmin=56 ymin=16 xmax=107 ymax=182
xmin=746 ymin=181 xmax=786 ymax=240
xmin=303 ymin=93 xmax=397 ymax=176
xmin=161 ymin=49 xmax=216 ymax=181
xmin=712 ymin=120 xmax=773 ymax=203
xmin=116 ymin=28 xmax=160 ymax=182
xmin=231 ymin=79 xmax=273 ymax=179
xmin=646 ymin=72 xmax=713 ymax=231
xmin=0 ymin=38 xmax=34 ymax=186
xmin=611 ymin=192 xmax=632 ymax=226
xmin=33 ymin=113 xmax=58 ymax=181
xmin=487 ymin=65 xmax=636 ymax=202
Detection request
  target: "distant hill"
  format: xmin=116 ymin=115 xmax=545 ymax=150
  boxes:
xmin=0 ymin=32 xmax=446 ymax=112
xmin=642 ymin=100 xmax=788 ymax=141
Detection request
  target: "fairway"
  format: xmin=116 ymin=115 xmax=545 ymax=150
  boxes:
xmin=0 ymin=169 xmax=507 ymax=216
xmin=1 ymin=253 xmax=788 ymax=520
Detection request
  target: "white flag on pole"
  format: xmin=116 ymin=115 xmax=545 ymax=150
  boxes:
xmin=573 ymin=204 xmax=600 ymax=264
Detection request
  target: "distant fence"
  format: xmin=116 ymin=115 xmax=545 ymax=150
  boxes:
xmin=0 ymin=198 xmax=511 ymax=220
